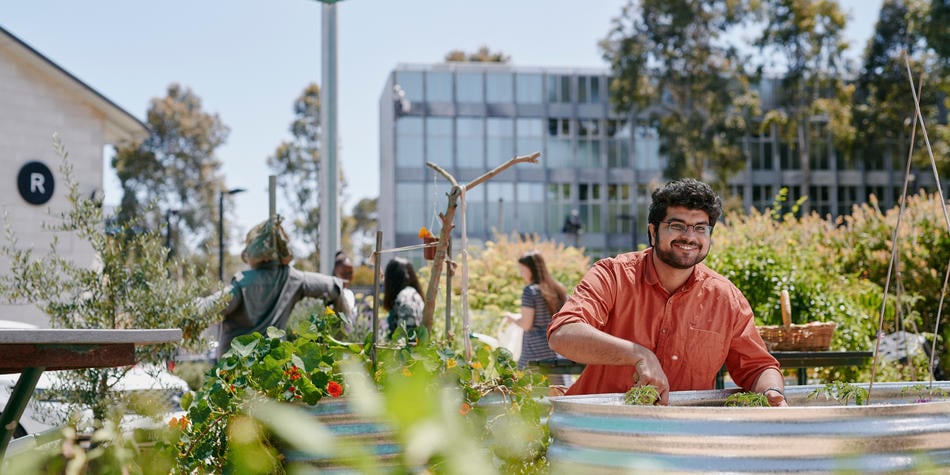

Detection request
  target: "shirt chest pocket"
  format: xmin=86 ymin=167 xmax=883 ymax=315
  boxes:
xmin=682 ymin=328 xmax=727 ymax=379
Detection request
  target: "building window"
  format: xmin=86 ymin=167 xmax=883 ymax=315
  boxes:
xmin=577 ymin=119 xmax=602 ymax=168
xmin=426 ymin=117 xmax=453 ymax=168
xmin=578 ymin=75 xmax=602 ymax=104
xmin=516 ymin=183 xmax=545 ymax=235
xmin=607 ymin=119 xmax=631 ymax=168
xmin=579 ymin=183 xmax=602 ymax=233
xmin=457 ymin=117 xmax=484 ymax=168
xmin=395 ymin=71 xmax=423 ymax=103
xmin=516 ymin=118 xmax=543 ymax=162
xmin=810 ymin=122 xmax=830 ymax=170
xmin=607 ymin=184 xmax=632 ymax=233
xmin=839 ymin=186 xmax=858 ymax=216
xmin=456 ymin=72 xmax=484 ymax=103
xmin=486 ymin=72 xmax=513 ymax=103
xmin=634 ymin=125 xmax=661 ymax=170
xmin=547 ymin=118 xmax=572 ymax=168
xmin=779 ymin=142 xmax=798 ymax=169
xmin=426 ymin=71 xmax=453 ymax=102
xmin=547 ymin=183 xmax=573 ymax=235
xmin=515 ymin=73 xmax=543 ymax=104
xmin=486 ymin=182 xmax=515 ymax=233
xmin=546 ymin=75 xmax=572 ymax=103
xmin=809 ymin=185 xmax=831 ymax=216
xmin=752 ymin=185 xmax=775 ymax=212
xmin=396 ymin=117 xmax=424 ymax=168
xmin=748 ymin=131 xmax=773 ymax=170
xmin=462 ymin=185 xmax=486 ymax=237
xmin=487 ymin=118 xmax=514 ymax=166
xmin=396 ymin=182 xmax=426 ymax=234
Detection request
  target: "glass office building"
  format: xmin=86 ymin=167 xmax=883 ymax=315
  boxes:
xmin=378 ymin=62 xmax=943 ymax=259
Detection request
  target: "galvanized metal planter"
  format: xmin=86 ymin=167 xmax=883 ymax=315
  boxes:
xmin=548 ymin=381 xmax=950 ymax=474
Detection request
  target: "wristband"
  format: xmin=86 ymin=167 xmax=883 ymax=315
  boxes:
xmin=763 ymin=387 xmax=784 ymax=398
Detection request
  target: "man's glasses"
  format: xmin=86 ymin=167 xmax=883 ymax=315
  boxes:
xmin=663 ymin=221 xmax=712 ymax=235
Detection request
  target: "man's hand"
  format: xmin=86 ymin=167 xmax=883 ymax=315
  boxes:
xmin=763 ymin=387 xmax=788 ymax=407
xmin=631 ymin=353 xmax=670 ymax=405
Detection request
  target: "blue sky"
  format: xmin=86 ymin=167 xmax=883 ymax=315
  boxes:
xmin=1 ymin=0 xmax=882 ymax=243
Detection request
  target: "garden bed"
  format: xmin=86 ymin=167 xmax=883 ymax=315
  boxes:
xmin=548 ymin=381 xmax=950 ymax=473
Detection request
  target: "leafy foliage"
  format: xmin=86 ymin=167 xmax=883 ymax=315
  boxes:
xmin=623 ymin=385 xmax=660 ymax=405
xmin=807 ymin=381 xmax=869 ymax=406
xmin=601 ymin=0 xmax=760 ymax=189
xmin=454 ymin=232 xmax=590 ymax=335
xmin=112 ymin=83 xmax=230 ymax=251
xmin=0 ymin=136 xmax=223 ymax=421
xmin=724 ymin=392 xmax=770 ymax=407
xmin=444 ymin=46 xmax=510 ymax=63
xmin=267 ymin=82 xmax=328 ymax=258
xmin=174 ymin=310 xmax=350 ymax=473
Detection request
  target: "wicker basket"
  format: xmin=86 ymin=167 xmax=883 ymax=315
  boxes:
xmin=757 ymin=290 xmax=836 ymax=351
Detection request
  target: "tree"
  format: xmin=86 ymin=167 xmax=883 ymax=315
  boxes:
xmin=754 ymin=0 xmax=856 ymax=214
xmin=444 ymin=46 xmax=510 ymax=63
xmin=0 ymin=136 xmax=224 ymax=422
xmin=112 ymin=83 xmax=230 ymax=252
xmin=347 ymin=197 xmax=378 ymax=263
xmin=852 ymin=0 xmax=943 ymax=176
xmin=600 ymin=0 xmax=760 ymax=191
xmin=267 ymin=83 xmax=351 ymax=267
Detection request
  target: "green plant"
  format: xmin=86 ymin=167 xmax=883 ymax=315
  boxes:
xmin=174 ymin=308 xmax=352 ymax=473
xmin=724 ymin=392 xmax=770 ymax=407
xmin=0 ymin=136 xmax=222 ymax=422
xmin=900 ymin=384 xmax=949 ymax=403
xmin=374 ymin=328 xmax=552 ymax=474
xmin=807 ymin=381 xmax=869 ymax=406
xmin=623 ymin=385 xmax=660 ymax=405
xmin=443 ymin=232 xmax=590 ymax=336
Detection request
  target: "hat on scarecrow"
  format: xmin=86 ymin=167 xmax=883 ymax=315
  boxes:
xmin=242 ymin=215 xmax=293 ymax=266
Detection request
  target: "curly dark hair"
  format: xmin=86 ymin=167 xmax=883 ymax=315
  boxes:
xmin=647 ymin=178 xmax=723 ymax=231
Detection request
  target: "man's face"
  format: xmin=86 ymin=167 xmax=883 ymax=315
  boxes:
xmin=649 ymin=206 xmax=712 ymax=270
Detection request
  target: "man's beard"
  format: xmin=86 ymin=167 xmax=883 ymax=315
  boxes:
xmin=654 ymin=238 xmax=708 ymax=270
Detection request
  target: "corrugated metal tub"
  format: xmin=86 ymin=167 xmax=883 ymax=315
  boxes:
xmin=548 ymin=381 xmax=950 ymax=474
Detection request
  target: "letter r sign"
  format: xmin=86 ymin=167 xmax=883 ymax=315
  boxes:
xmin=17 ymin=161 xmax=55 ymax=205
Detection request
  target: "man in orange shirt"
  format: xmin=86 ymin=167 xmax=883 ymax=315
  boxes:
xmin=548 ymin=179 xmax=787 ymax=406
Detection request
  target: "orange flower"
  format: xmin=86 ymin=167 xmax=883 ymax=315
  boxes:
xmin=402 ymin=367 xmax=413 ymax=377
xmin=459 ymin=402 xmax=471 ymax=416
xmin=327 ymin=381 xmax=343 ymax=398
xmin=418 ymin=226 xmax=434 ymax=239
xmin=168 ymin=416 xmax=189 ymax=431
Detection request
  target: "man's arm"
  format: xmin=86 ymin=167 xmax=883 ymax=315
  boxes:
xmin=752 ymin=367 xmax=788 ymax=407
xmin=549 ymin=322 xmax=670 ymax=404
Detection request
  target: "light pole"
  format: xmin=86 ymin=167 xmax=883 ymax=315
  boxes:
xmin=165 ymin=209 xmax=179 ymax=261
xmin=219 ymin=188 xmax=246 ymax=281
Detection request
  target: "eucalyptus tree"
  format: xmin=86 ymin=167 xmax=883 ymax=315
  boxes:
xmin=267 ymin=83 xmax=329 ymax=265
xmin=852 ymin=0 xmax=943 ymax=177
xmin=754 ymin=0 xmax=856 ymax=214
xmin=600 ymin=0 xmax=761 ymax=192
xmin=444 ymin=46 xmax=510 ymax=63
xmin=112 ymin=83 xmax=230 ymax=252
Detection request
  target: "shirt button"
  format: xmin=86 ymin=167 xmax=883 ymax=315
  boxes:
xmin=661 ymin=329 xmax=668 ymax=334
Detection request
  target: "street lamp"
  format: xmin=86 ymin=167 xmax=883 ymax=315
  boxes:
xmin=165 ymin=209 xmax=179 ymax=261
xmin=219 ymin=188 xmax=247 ymax=281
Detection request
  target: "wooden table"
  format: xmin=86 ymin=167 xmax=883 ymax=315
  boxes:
xmin=530 ymin=351 xmax=875 ymax=389
xmin=0 ymin=328 xmax=182 ymax=458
